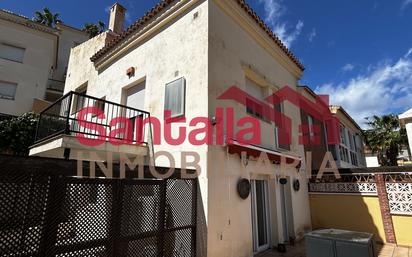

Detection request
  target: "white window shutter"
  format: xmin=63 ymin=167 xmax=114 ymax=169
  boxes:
xmin=0 ymin=81 xmax=17 ymax=100
xmin=165 ymin=77 xmax=185 ymax=117
xmin=0 ymin=44 xmax=25 ymax=63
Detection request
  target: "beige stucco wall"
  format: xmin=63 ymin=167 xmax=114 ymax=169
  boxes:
xmin=65 ymin=0 xmax=209 ymax=170
xmin=65 ymin=1 xmax=210 ymax=255
xmin=207 ymin=1 xmax=311 ymax=256
xmin=0 ymin=19 xmax=56 ymax=116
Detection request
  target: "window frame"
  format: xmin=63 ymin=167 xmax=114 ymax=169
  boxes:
xmin=0 ymin=80 xmax=18 ymax=101
xmin=72 ymin=83 xmax=88 ymax=114
xmin=164 ymin=77 xmax=186 ymax=119
xmin=0 ymin=43 xmax=25 ymax=63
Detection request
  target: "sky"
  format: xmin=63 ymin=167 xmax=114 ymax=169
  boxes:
xmin=2 ymin=0 xmax=412 ymax=127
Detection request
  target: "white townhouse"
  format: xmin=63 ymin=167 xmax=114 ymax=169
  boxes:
xmin=30 ymin=1 xmax=312 ymax=256
xmin=0 ymin=9 xmax=88 ymax=116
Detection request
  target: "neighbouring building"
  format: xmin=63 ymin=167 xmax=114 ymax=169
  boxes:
xmin=329 ymin=105 xmax=366 ymax=168
xmin=298 ymin=86 xmax=366 ymax=171
xmin=399 ymin=108 xmax=412 ymax=165
xmin=0 ymin=9 xmax=88 ymax=116
xmin=30 ymin=1 xmax=313 ymax=256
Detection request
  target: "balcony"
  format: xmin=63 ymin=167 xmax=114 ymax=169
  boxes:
xmin=29 ymin=91 xmax=150 ymax=161
xmin=46 ymin=79 xmax=65 ymax=92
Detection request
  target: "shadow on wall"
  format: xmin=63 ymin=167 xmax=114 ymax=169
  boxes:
xmin=309 ymin=194 xmax=385 ymax=243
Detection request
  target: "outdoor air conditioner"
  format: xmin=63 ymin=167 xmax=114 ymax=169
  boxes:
xmin=305 ymin=229 xmax=376 ymax=257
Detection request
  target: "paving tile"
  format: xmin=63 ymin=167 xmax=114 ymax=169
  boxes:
xmin=393 ymin=246 xmax=409 ymax=257
xmin=256 ymin=243 xmax=412 ymax=257
xmin=378 ymin=244 xmax=395 ymax=257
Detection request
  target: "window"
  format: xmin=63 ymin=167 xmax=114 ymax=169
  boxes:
xmin=245 ymin=78 xmax=265 ymax=120
xmin=340 ymin=126 xmax=346 ymax=145
xmin=73 ymin=83 xmax=88 ymax=114
xmin=274 ymin=127 xmax=279 ymax=148
xmin=307 ymin=115 xmax=315 ymax=142
xmin=164 ymin=77 xmax=185 ymax=118
xmin=246 ymin=98 xmax=264 ymax=119
xmin=0 ymin=43 xmax=25 ymax=63
xmin=275 ymin=101 xmax=290 ymax=150
xmin=0 ymin=81 xmax=17 ymax=100
xmin=95 ymin=96 xmax=106 ymax=112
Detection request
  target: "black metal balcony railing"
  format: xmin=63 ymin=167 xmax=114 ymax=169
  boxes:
xmin=35 ymin=91 xmax=150 ymax=145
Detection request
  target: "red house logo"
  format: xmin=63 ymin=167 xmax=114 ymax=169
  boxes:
xmin=218 ymin=85 xmax=341 ymax=146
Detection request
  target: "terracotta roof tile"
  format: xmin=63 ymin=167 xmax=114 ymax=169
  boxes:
xmin=91 ymin=0 xmax=304 ymax=71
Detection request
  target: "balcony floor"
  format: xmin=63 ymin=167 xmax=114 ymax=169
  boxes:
xmin=29 ymin=134 xmax=148 ymax=161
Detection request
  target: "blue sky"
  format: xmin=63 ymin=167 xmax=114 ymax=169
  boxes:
xmin=2 ymin=0 xmax=412 ymax=126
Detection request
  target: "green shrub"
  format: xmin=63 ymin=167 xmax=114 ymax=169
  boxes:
xmin=0 ymin=112 xmax=39 ymax=156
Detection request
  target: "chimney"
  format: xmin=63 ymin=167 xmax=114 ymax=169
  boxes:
xmin=109 ymin=3 xmax=126 ymax=34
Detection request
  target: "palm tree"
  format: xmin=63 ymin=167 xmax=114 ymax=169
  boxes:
xmin=363 ymin=114 xmax=408 ymax=166
xmin=33 ymin=8 xmax=61 ymax=28
xmin=83 ymin=21 xmax=106 ymax=38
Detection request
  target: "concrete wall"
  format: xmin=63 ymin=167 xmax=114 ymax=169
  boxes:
xmin=55 ymin=24 xmax=89 ymax=81
xmin=309 ymin=194 xmax=386 ymax=242
xmin=208 ymin=1 xmax=311 ymax=256
xmin=0 ymin=19 xmax=55 ymax=115
xmin=310 ymin=193 xmax=412 ymax=246
xmin=392 ymin=215 xmax=412 ymax=246
xmin=0 ymin=17 xmax=88 ymax=116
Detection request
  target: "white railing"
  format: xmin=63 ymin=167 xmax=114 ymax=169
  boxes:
xmin=386 ymin=183 xmax=412 ymax=215
xmin=309 ymin=173 xmax=412 ymax=215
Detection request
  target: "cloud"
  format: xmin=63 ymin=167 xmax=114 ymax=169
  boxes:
xmin=308 ymin=28 xmax=316 ymax=42
xmin=258 ymin=0 xmax=304 ymax=48
xmin=341 ymin=63 xmax=355 ymax=72
xmin=316 ymin=49 xmax=412 ymax=128
xmin=402 ymin=0 xmax=412 ymax=9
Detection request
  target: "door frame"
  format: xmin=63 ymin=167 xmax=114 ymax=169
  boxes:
xmin=251 ymin=179 xmax=271 ymax=253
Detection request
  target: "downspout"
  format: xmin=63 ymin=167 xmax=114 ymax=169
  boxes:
xmin=52 ymin=32 xmax=59 ymax=78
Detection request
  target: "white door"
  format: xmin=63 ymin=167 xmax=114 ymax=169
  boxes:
xmin=125 ymin=81 xmax=146 ymax=110
xmin=280 ymin=178 xmax=295 ymax=243
xmin=251 ymin=180 xmax=270 ymax=253
xmin=123 ymin=81 xmax=146 ymax=143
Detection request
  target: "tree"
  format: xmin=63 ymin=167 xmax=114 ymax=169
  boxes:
xmin=33 ymin=7 xmax=62 ymax=28
xmin=0 ymin=113 xmax=39 ymax=156
xmin=363 ymin=114 xmax=408 ymax=166
xmin=83 ymin=21 xmax=106 ymax=38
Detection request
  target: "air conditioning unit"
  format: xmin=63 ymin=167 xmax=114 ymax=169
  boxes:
xmin=305 ymin=229 xmax=376 ymax=257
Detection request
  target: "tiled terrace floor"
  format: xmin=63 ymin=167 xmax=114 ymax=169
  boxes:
xmin=256 ymin=242 xmax=412 ymax=257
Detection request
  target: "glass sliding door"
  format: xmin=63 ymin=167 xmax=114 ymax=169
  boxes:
xmin=251 ymin=180 xmax=270 ymax=253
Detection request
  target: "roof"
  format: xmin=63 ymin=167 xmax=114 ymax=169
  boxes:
xmin=298 ymin=85 xmax=318 ymax=99
xmin=90 ymin=0 xmax=305 ymax=71
xmin=329 ymin=105 xmax=362 ymax=131
xmin=0 ymin=9 xmax=85 ymax=36
xmin=399 ymin=108 xmax=412 ymax=120
xmin=56 ymin=22 xmax=89 ymax=35
xmin=0 ymin=9 xmax=58 ymax=34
